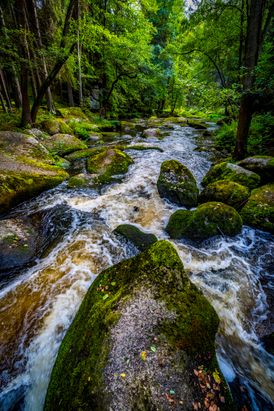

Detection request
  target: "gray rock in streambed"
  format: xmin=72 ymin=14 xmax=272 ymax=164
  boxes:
xmin=113 ymin=223 xmax=157 ymax=251
xmin=44 ymin=240 xmax=235 ymax=411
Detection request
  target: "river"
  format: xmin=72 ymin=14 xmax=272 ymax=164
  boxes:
xmin=0 ymin=122 xmax=273 ymax=410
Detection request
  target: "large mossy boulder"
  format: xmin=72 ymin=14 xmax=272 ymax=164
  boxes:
xmin=40 ymin=133 xmax=87 ymax=156
xmin=166 ymin=202 xmax=242 ymax=241
xmin=45 ymin=240 xmax=233 ymax=411
xmin=0 ymin=131 xmax=68 ymax=213
xmin=238 ymin=156 xmax=274 ymax=183
xmin=87 ymin=148 xmax=133 ymax=185
xmin=199 ymin=180 xmax=250 ymax=209
xmin=202 ymin=162 xmax=260 ymax=190
xmin=157 ymin=160 xmax=198 ymax=208
xmin=114 ymin=224 xmax=157 ymax=251
xmin=240 ymin=184 xmax=274 ymax=233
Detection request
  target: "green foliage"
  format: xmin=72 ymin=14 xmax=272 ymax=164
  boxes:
xmin=215 ymin=114 xmax=274 ymax=155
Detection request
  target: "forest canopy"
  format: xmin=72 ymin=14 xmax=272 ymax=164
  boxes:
xmin=0 ymin=0 xmax=273 ymax=158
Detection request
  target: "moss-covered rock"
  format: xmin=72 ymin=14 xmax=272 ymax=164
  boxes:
xmin=87 ymin=148 xmax=133 ymax=185
xmin=240 ymin=184 xmax=274 ymax=233
xmin=199 ymin=180 xmax=250 ymax=209
xmin=40 ymin=133 xmax=87 ymax=156
xmin=58 ymin=107 xmax=90 ymax=121
xmin=68 ymin=174 xmax=93 ymax=189
xmin=166 ymin=202 xmax=242 ymax=240
xmin=187 ymin=119 xmax=207 ymax=130
xmin=0 ymin=131 xmax=68 ymax=213
xmin=202 ymin=162 xmax=260 ymax=189
xmin=113 ymin=224 xmax=157 ymax=251
xmin=45 ymin=240 xmax=233 ymax=411
xmin=157 ymin=160 xmax=198 ymax=208
xmin=41 ymin=118 xmax=72 ymax=135
xmin=238 ymin=156 xmax=274 ymax=183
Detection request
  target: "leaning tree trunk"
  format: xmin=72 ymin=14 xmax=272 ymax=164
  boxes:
xmin=234 ymin=0 xmax=264 ymax=160
xmin=30 ymin=0 xmax=77 ymax=123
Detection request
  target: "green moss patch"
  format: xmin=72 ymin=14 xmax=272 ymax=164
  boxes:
xmin=157 ymin=159 xmax=198 ymax=208
xmin=40 ymin=133 xmax=87 ymax=156
xmin=166 ymin=202 xmax=242 ymax=241
xmin=87 ymin=148 xmax=133 ymax=185
xmin=202 ymin=162 xmax=260 ymax=189
xmin=240 ymin=184 xmax=274 ymax=233
xmin=199 ymin=180 xmax=250 ymax=209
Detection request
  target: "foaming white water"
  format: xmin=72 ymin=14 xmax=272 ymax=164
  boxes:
xmin=0 ymin=123 xmax=273 ymax=410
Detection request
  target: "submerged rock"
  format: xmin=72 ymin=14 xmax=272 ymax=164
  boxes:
xmin=113 ymin=224 xmax=157 ymax=251
xmin=0 ymin=204 xmax=72 ymax=275
xmin=199 ymin=180 xmax=250 ymax=209
xmin=166 ymin=202 xmax=242 ymax=241
xmin=0 ymin=216 xmax=40 ymax=272
xmin=44 ymin=240 xmax=233 ymax=411
xmin=87 ymin=148 xmax=133 ymax=185
xmin=157 ymin=160 xmax=198 ymax=208
xmin=202 ymin=162 xmax=260 ymax=189
xmin=240 ymin=184 xmax=274 ymax=233
xmin=40 ymin=133 xmax=87 ymax=156
xmin=0 ymin=131 xmax=68 ymax=213
xmin=238 ymin=156 xmax=274 ymax=183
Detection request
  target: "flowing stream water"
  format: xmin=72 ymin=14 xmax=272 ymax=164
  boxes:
xmin=0 ymin=123 xmax=273 ymax=411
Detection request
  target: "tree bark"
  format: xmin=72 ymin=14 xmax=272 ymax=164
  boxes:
xmin=26 ymin=0 xmax=55 ymax=112
xmin=31 ymin=42 xmax=76 ymax=122
xmin=234 ymin=0 xmax=264 ymax=159
xmin=67 ymin=82 xmax=74 ymax=106
xmin=0 ymin=70 xmax=12 ymax=111
xmin=30 ymin=0 xmax=77 ymax=122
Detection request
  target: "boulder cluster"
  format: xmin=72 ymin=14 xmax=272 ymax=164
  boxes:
xmin=159 ymin=157 xmax=274 ymax=239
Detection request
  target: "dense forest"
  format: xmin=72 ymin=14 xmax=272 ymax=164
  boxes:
xmin=0 ymin=1 xmax=274 ymax=411
xmin=1 ymin=0 xmax=273 ymax=157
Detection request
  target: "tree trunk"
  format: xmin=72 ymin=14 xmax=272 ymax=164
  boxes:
xmin=20 ymin=68 xmax=32 ymax=126
xmin=77 ymin=0 xmax=83 ymax=106
xmin=27 ymin=0 xmax=55 ymax=112
xmin=0 ymin=91 xmax=8 ymax=112
xmin=67 ymin=82 xmax=74 ymax=106
xmin=0 ymin=5 xmax=22 ymax=107
xmin=0 ymin=70 xmax=12 ymax=111
xmin=234 ymin=93 xmax=254 ymax=159
xmin=30 ymin=0 xmax=77 ymax=123
xmin=31 ymin=42 xmax=76 ymax=122
xmin=234 ymin=0 xmax=264 ymax=159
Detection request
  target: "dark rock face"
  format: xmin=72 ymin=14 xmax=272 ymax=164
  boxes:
xmin=166 ymin=202 xmax=242 ymax=241
xmin=0 ymin=204 xmax=73 ymax=281
xmin=238 ymin=156 xmax=274 ymax=184
xmin=157 ymin=160 xmax=198 ymax=208
xmin=240 ymin=184 xmax=274 ymax=234
xmin=113 ymin=224 xmax=157 ymax=251
xmin=44 ymin=241 xmax=234 ymax=411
